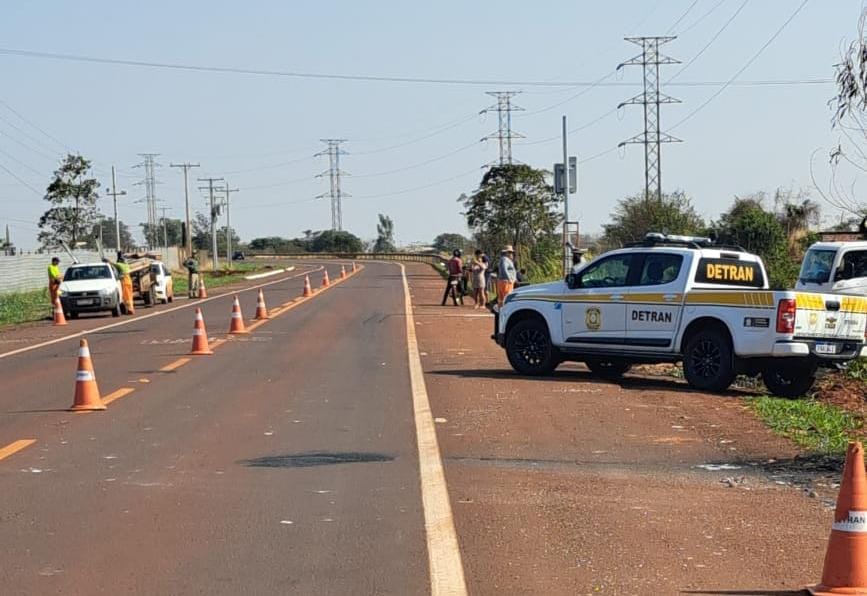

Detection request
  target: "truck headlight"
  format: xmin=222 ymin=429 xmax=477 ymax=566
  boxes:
xmin=98 ymin=287 xmax=114 ymax=295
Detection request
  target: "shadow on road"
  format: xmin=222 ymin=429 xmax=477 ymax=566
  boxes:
xmin=681 ymin=590 xmax=808 ymax=595
xmin=241 ymin=451 xmax=395 ymax=468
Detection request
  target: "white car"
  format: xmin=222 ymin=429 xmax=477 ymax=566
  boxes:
xmin=59 ymin=262 xmax=123 ymax=318
xmin=150 ymin=261 xmax=174 ymax=304
xmin=796 ymin=241 xmax=867 ymax=297
xmin=494 ymin=234 xmax=867 ymax=397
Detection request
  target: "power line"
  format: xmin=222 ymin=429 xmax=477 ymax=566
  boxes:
xmin=353 ymin=140 xmax=479 ymax=178
xmin=668 ymin=0 xmax=811 ymax=132
xmin=0 ymin=161 xmax=41 ymax=195
xmin=0 ymin=47 xmax=831 ymax=88
xmin=667 ymin=0 xmax=701 ymax=34
xmin=679 ymin=0 xmax=729 ymax=36
xmin=667 ymin=0 xmax=750 ymax=83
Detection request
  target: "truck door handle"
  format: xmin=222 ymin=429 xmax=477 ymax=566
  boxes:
xmin=826 ymin=300 xmax=840 ymax=311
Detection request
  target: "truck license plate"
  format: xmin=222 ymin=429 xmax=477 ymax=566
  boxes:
xmin=815 ymin=342 xmax=838 ymax=355
xmin=77 ymin=298 xmax=95 ymax=306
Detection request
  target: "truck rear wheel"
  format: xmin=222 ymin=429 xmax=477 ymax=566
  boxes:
xmin=585 ymin=359 xmax=631 ymax=379
xmin=683 ymin=329 xmax=735 ymax=393
xmin=762 ymin=362 xmax=816 ymax=398
xmin=505 ymin=319 xmax=559 ymax=376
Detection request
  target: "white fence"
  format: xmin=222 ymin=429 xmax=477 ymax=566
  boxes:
xmin=0 ymin=248 xmax=181 ymax=295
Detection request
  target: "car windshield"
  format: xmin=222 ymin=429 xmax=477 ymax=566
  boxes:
xmin=64 ymin=265 xmax=113 ymax=281
xmin=799 ymin=249 xmax=836 ymax=283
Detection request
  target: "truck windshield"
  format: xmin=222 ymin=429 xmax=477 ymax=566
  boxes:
xmin=799 ymin=250 xmax=836 ymax=284
xmin=64 ymin=265 xmax=113 ymax=281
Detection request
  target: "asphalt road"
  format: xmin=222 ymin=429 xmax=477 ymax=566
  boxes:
xmin=0 ymin=261 xmax=434 ymax=595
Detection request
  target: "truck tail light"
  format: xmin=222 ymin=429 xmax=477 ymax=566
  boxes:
xmin=776 ymin=299 xmax=797 ymax=334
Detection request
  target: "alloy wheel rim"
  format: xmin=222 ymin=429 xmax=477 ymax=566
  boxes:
xmin=691 ymin=339 xmax=721 ymax=379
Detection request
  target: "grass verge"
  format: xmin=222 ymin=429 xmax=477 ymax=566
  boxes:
xmin=0 ymin=288 xmax=51 ymax=326
xmin=747 ymin=396 xmax=864 ymax=454
xmin=173 ymin=263 xmax=268 ymax=296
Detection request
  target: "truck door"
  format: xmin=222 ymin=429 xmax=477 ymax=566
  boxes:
xmin=625 ymin=252 xmax=686 ymax=351
xmin=562 ymin=253 xmax=636 ymax=345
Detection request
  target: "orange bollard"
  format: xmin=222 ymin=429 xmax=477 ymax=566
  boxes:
xmin=190 ymin=307 xmax=214 ymax=355
xmin=302 ymin=275 xmax=313 ymax=297
xmin=70 ymin=339 xmax=106 ymax=411
xmin=228 ymin=295 xmax=248 ymax=334
xmin=321 ymin=270 xmax=330 ymax=288
xmin=340 ymin=265 xmax=347 ymax=279
xmin=255 ymin=289 xmax=269 ymax=320
xmin=53 ymin=296 xmax=68 ymax=326
xmin=198 ymin=277 xmax=208 ymax=299
xmin=810 ymin=441 xmax=867 ymax=595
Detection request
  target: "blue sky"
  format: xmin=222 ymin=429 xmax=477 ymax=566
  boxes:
xmin=0 ymin=0 xmax=861 ymax=250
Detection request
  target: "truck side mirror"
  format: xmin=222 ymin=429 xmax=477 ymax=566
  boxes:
xmin=566 ymin=273 xmax=580 ymax=289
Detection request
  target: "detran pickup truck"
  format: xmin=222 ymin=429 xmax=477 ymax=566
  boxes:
xmin=494 ymin=234 xmax=867 ymax=397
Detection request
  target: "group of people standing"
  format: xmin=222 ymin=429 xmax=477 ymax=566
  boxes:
xmin=441 ymin=245 xmax=521 ymax=309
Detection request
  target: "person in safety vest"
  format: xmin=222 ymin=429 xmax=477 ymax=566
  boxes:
xmin=112 ymin=253 xmax=135 ymax=315
xmin=48 ymin=257 xmax=62 ymax=308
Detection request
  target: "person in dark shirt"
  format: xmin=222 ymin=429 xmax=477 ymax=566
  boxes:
xmin=441 ymin=249 xmax=464 ymax=306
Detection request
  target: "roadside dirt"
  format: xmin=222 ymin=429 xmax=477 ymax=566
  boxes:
xmin=408 ymin=263 xmax=833 ymax=596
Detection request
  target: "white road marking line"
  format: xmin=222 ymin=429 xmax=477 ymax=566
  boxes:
xmin=398 ymin=263 xmax=467 ymax=596
xmin=0 ymin=266 xmax=321 ymax=360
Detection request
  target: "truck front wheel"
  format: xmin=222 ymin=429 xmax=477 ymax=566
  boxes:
xmin=505 ymin=319 xmax=559 ymax=376
xmin=683 ymin=329 xmax=735 ymax=393
xmin=762 ymin=362 xmax=816 ymax=398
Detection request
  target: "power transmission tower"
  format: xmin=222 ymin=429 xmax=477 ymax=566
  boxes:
xmin=134 ymin=153 xmax=162 ymax=249
xmin=315 ymin=139 xmax=349 ymax=231
xmin=217 ymin=184 xmax=239 ymax=269
xmin=197 ymin=177 xmax=224 ymax=271
xmin=617 ymin=36 xmax=681 ymax=203
xmin=170 ymin=162 xmax=200 ymax=257
xmin=481 ymin=91 xmax=524 ymax=166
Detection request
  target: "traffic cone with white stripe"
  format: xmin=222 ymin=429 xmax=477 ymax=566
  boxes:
xmin=255 ymin=289 xmax=269 ymax=320
xmin=70 ymin=339 xmax=105 ymax=411
xmin=352 ymin=261 xmax=357 ymax=273
xmin=321 ymin=270 xmax=330 ymax=288
xmin=340 ymin=264 xmax=347 ymax=279
xmin=198 ymin=277 xmax=208 ymax=299
xmin=190 ymin=307 xmax=214 ymax=355
xmin=810 ymin=441 xmax=867 ymax=595
xmin=228 ymin=295 xmax=248 ymax=334
xmin=53 ymin=296 xmax=68 ymax=326
xmin=302 ymin=275 xmax=313 ymax=297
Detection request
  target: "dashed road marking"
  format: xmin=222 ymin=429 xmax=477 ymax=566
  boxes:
xmin=102 ymin=387 xmax=136 ymax=406
xmin=160 ymin=357 xmax=191 ymax=372
xmin=0 ymin=439 xmax=36 ymax=461
xmin=398 ymin=263 xmax=467 ymax=596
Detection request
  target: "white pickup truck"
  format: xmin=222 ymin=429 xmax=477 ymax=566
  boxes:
xmin=494 ymin=234 xmax=867 ymax=397
xmin=59 ymin=262 xmax=123 ymax=318
xmin=796 ymin=240 xmax=867 ymax=297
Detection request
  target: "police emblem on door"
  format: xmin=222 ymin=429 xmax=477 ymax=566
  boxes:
xmin=585 ymin=307 xmax=602 ymax=331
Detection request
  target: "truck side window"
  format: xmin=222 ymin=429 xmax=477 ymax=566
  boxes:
xmin=577 ymin=254 xmax=634 ymax=288
xmin=840 ymin=250 xmax=867 ymax=280
xmin=638 ymin=253 xmax=683 ymax=286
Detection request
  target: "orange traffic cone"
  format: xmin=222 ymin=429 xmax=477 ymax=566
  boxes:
xmin=322 ymin=270 xmax=330 ymax=288
xmin=340 ymin=264 xmax=347 ymax=279
xmin=302 ymin=275 xmax=313 ymax=297
xmin=198 ymin=277 xmax=208 ymax=299
xmin=53 ymin=296 xmax=68 ymax=326
xmin=352 ymin=261 xmax=357 ymax=273
xmin=70 ymin=339 xmax=105 ymax=411
xmin=228 ymin=295 xmax=248 ymax=334
xmin=810 ymin=441 xmax=867 ymax=595
xmin=190 ymin=307 xmax=214 ymax=355
xmin=255 ymin=289 xmax=269 ymax=320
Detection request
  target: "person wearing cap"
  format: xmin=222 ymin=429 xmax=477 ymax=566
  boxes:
xmin=441 ymin=249 xmax=464 ymax=306
xmin=47 ymin=256 xmax=62 ymax=308
xmin=183 ymin=252 xmax=201 ymax=299
xmin=570 ymin=248 xmax=589 ymax=274
xmin=497 ymin=246 xmax=517 ymax=307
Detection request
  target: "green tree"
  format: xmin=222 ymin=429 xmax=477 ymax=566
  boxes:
xmin=87 ymin=218 xmax=133 ymax=251
xmin=191 ymin=212 xmax=240 ymax=255
xmin=141 ymin=218 xmax=183 ymax=247
xmin=715 ymin=197 xmax=797 ymax=289
xmin=433 ymin=232 xmax=472 ymax=254
xmin=38 ymin=154 xmax=101 ymax=249
xmin=249 ymin=236 xmax=307 ymax=253
xmin=464 ymin=164 xmax=561 ymax=256
xmin=309 ymin=230 xmax=363 ymax=253
xmin=373 ymin=214 xmax=396 ymax=252
xmin=602 ymin=190 xmax=705 ymax=249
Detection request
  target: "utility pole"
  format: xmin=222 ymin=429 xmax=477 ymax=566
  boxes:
xmin=134 ymin=153 xmax=162 ymax=249
xmin=198 ymin=177 xmax=223 ymax=271
xmin=617 ymin=37 xmax=681 ymax=203
xmin=220 ymin=184 xmax=239 ymax=269
xmin=158 ymin=207 xmax=171 ymax=251
xmin=106 ymin=166 xmax=127 ymax=254
xmin=170 ymin=162 xmax=200 ymax=257
xmin=481 ymin=91 xmax=524 ymax=166
xmin=554 ymin=118 xmax=578 ymax=275
xmin=315 ymin=139 xmax=349 ymax=231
